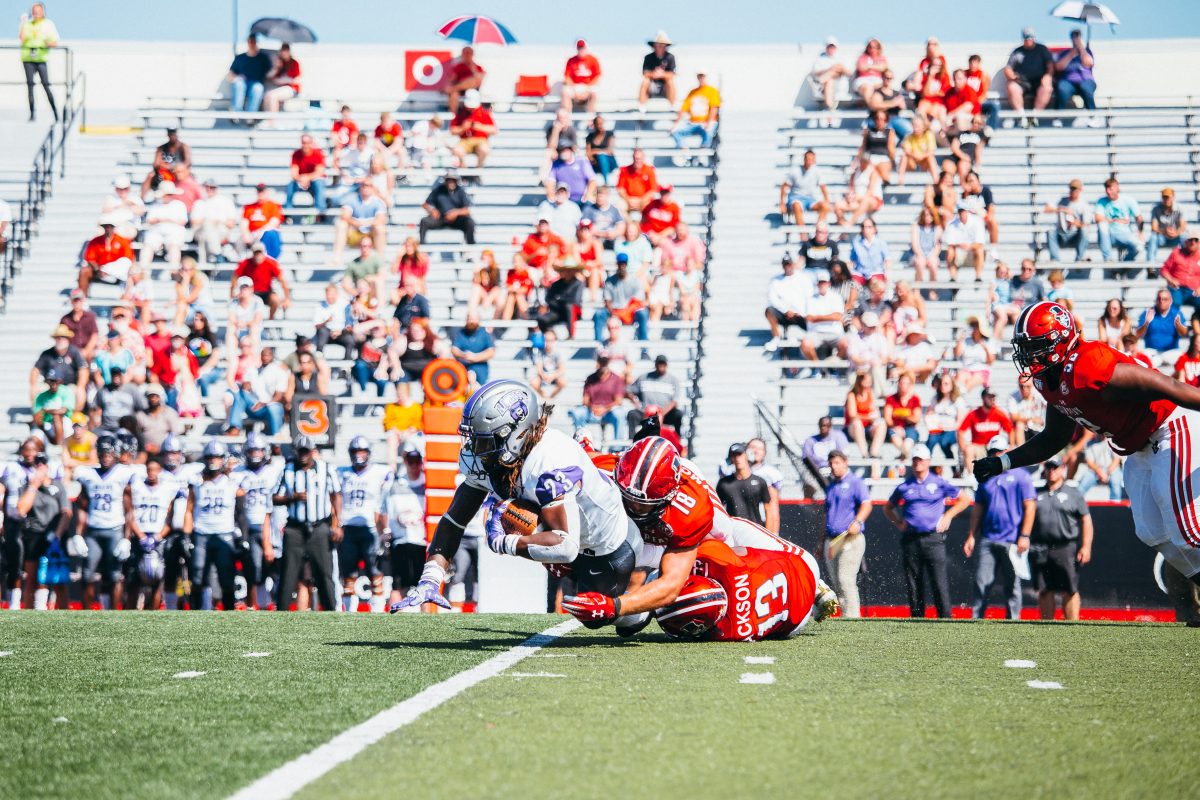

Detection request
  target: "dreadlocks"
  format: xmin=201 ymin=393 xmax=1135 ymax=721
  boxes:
xmin=488 ymin=403 xmax=555 ymax=499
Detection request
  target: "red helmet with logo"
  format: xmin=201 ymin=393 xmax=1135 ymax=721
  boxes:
xmin=614 ymin=436 xmax=681 ymax=521
xmin=1012 ymin=300 xmax=1079 ymax=378
xmin=656 ymin=574 xmax=727 ymax=639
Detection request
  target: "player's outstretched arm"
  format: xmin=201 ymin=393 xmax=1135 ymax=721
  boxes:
xmin=974 ymin=405 xmax=1076 ymax=482
xmin=390 ymin=483 xmax=487 ymax=613
xmin=1108 ymin=362 xmax=1200 ymax=413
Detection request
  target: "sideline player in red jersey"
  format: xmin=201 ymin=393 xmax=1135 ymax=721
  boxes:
xmin=655 ymin=539 xmax=822 ymax=641
xmin=563 ymin=436 xmax=837 ymax=627
xmin=975 ymin=300 xmax=1200 ymax=583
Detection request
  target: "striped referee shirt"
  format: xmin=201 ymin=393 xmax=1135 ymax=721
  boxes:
xmin=273 ymin=459 xmax=341 ymax=524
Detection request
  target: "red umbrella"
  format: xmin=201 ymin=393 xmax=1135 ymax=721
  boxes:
xmin=437 ymin=15 xmax=517 ymax=46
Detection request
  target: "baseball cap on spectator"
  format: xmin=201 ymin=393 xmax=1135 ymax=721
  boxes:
xmin=144 ymin=383 xmax=165 ymax=398
xmin=1162 ymin=187 xmax=1175 ymax=198
xmin=1068 ymin=179 xmax=1082 ymax=190
xmin=576 ymin=38 xmax=587 ymax=49
xmin=1044 ymin=457 xmax=1062 ymax=470
xmin=251 ymin=242 xmax=266 ymax=253
xmin=156 ymin=181 xmax=182 ymax=197
xmin=905 ymin=325 xmax=927 ymax=341
xmin=578 ymin=218 xmax=593 ymax=229
xmin=294 ymin=435 xmax=316 ymax=452
xmin=1021 ymin=27 xmax=1036 ymax=39
xmin=113 ymin=175 xmax=131 ymax=189
xmin=203 ymin=178 xmax=219 ymax=188
xmin=463 ymin=89 xmax=481 ymax=109
xmin=69 ymin=288 xmax=85 ymax=300
xmin=911 ymin=444 xmax=932 ymax=461
xmin=51 ymin=323 xmax=73 ymax=339
xmin=781 ymin=252 xmax=794 ymax=267
xmin=825 ymin=35 xmax=839 ymax=47
xmin=728 ymin=442 xmax=747 ymax=459
xmin=981 ymin=386 xmax=996 ymax=399
xmin=98 ymin=213 xmax=120 ymax=227
xmin=655 ymin=354 xmax=668 ymax=365
xmin=555 ymin=181 xmax=570 ymax=192
xmin=150 ymin=309 xmax=167 ymax=322
xmin=814 ymin=269 xmax=831 ymax=284
xmin=295 ymin=334 xmax=312 ymax=347
xmin=403 ymin=443 xmax=424 ymax=461
xmin=236 ymin=276 xmax=255 ymax=290
xmin=616 ymin=253 xmax=630 ymax=265
xmin=255 ymin=182 xmax=268 ymax=192
xmin=166 ymin=127 xmax=178 ymax=135
xmin=861 ymin=311 xmax=880 ymax=328
xmin=170 ymin=325 xmax=188 ymax=339
xmin=986 ymin=434 xmax=1010 ymax=454
xmin=106 ymin=329 xmax=121 ymax=340
xmin=45 ymin=367 xmax=64 ymax=383
xmin=71 ymin=413 xmax=88 ymax=429
xmin=659 ymin=183 xmax=674 ymax=194
xmin=1187 ymin=233 xmax=1200 ymax=242
xmin=444 ymin=169 xmax=460 ymax=182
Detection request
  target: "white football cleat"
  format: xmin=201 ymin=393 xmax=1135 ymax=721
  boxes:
xmin=814 ymin=580 xmax=840 ymax=622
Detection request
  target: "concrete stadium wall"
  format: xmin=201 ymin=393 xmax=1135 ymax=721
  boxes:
xmin=1 ymin=38 xmax=1198 ymax=115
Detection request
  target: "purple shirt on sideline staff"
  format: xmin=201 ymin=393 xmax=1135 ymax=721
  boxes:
xmin=888 ymin=473 xmax=960 ymax=533
xmin=977 ymin=469 xmax=1035 ymax=543
xmin=824 ymin=471 xmax=870 ymax=537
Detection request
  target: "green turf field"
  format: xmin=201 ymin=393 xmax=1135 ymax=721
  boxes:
xmin=1 ymin=613 xmax=1195 ymax=799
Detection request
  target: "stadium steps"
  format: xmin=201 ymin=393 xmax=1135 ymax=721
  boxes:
xmin=0 ymin=132 xmax=137 ymax=443
xmin=691 ymin=111 xmax=782 ymax=474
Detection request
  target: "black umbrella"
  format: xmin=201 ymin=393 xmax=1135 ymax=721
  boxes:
xmin=250 ymin=17 xmax=318 ymax=43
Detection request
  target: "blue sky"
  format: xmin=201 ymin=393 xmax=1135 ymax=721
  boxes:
xmin=19 ymin=0 xmax=1197 ymax=45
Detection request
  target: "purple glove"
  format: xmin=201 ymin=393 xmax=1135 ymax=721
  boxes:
xmin=389 ymin=579 xmax=452 ymax=612
xmin=485 ymin=499 xmax=512 ymax=555
xmin=140 ymin=535 xmax=157 ymax=554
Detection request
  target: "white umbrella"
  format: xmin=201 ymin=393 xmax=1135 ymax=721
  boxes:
xmin=1050 ymin=1 xmax=1121 ymax=44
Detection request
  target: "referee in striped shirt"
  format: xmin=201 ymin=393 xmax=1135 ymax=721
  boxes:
xmin=273 ymin=435 xmax=342 ymax=611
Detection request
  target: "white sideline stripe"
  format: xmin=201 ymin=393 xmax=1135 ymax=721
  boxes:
xmin=1004 ymin=659 xmax=1037 ymax=669
xmin=744 ymin=656 xmax=775 ymax=665
xmin=173 ymin=671 xmax=207 ymax=679
xmin=243 ymin=652 xmax=273 ymax=658
xmin=1027 ymin=680 xmax=1064 ymax=690
xmin=740 ymin=672 xmax=776 ymax=685
xmin=227 ymin=618 xmax=582 ymax=800
xmin=0 ymin=651 xmax=13 ymax=657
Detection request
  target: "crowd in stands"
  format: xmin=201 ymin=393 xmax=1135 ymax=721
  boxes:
xmin=771 ymin=26 xmax=1196 ymax=498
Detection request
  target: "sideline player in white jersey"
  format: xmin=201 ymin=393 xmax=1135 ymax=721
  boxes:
xmin=337 ymin=436 xmax=393 ymax=612
xmin=185 ymin=441 xmax=245 ymax=610
xmin=234 ymin=432 xmax=284 ymax=610
xmin=127 ymin=458 xmax=184 ymax=610
xmin=75 ymin=434 xmax=138 ymax=609
xmin=0 ymin=438 xmax=64 ymax=608
xmin=391 ymin=379 xmax=642 ymax=624
xmin=160 ymin=435 xmax=201 ymax=608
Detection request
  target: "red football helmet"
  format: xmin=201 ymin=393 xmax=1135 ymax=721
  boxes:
xmin=615 ymin=436 xmax=681 ymax=520
xmin=1012 ymin=300 xmax=1079 ymax=378
xmin=656 ymin=575 xmax=728 ymax=639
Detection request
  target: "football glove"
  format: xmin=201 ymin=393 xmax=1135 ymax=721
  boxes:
xmin=114 ymin=537 xmax=132 ymax=562
xmin=389 ymin=579 xmax=452 ymax=612
xmin=562 ymin=592 xmax=619 ymax=625
xmin=139 ymin=535 xmax=158 ymax=554
xmin=66 ymin=534 xmax=89 ymax=559
xmin=484 ymin=500 xmax=519 ymax=556
xmin=973 ymin=455 xmax=1004 ymax=483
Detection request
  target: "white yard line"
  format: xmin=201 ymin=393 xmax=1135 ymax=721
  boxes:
xmin=739 ymin=672 xmax=776 ymax=685
xmin=172 ymin=671 xmax=207 ymax=679
xmin=243 ymin=652 xmax=273 ymax=658
xmin=1004 ymin=659 xmax=1037 ymax=669
xmin=1027 ymin=680 xmax=1064 ymax=690
xmin=227 ymin=618 xmax=581 ymax=800
xmin=744 ymin=656 xmax=775 ymax=665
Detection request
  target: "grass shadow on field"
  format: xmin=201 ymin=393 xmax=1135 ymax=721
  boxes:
xmin=325 ymin=634 xmax=650 ymax=652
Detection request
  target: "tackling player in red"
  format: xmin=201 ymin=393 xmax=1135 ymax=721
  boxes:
xmin=563 ymin=436 xmax=837 ymax=634
xmin=656 ymin=539 xmax=821 ymax=641
xmin=975 ymin=300 xmax=1200 ymax=584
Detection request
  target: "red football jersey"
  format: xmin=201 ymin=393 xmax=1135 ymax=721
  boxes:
xmin=590 ymin=454 xmax=720 ymax=549
xmin=1034 ymin=339 xmax=1175 ymax=454
xmin=693 ymin=539 xmax=817 ymax=642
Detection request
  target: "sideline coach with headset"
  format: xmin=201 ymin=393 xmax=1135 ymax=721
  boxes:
xmin=273 ymin=435 xmax=342 ymax=611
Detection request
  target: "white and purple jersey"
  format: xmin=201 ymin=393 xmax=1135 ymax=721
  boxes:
xmin=190 ymin=473 xmax=240 ymax=535
xmin=76 ymin=464 xmax=137 ymax=530
xmin=131 ymin=473 xmax=184 ymax=534
xmin=235 ymin=459 xmax=284 ymax=529
xmin=460 ymin=428 xmax=632 ymax=557
xmin=337 ymin=464 xmax=393 ymax=530
xmin=1 ymin=459 xmax=64 ymax=517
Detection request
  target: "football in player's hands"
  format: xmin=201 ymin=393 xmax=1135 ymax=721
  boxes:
xmin=973 ymin=456 xmax=1003 ymax=483
xmin=498 ymin=498 xmax=541 ymax=537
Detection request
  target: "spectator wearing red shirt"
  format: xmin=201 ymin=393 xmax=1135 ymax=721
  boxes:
xmin=78 ymin=216 xmax=134 ymax=295
xmin=616 ymin=148 xmax=658 ymax=212
xmin=502 ymin=260 xmax=535 ymax=321
xmin=884 ymin=371 xmax=923 ymax=459
xmin=143 ymin=311 xmax=174 ymax=386
xmin=285 ymin=134 xmax=327 ymax=212
xmin=965 ymin=55 xmax=1001 ymax=134
xmin=233 ymin=243 xmax=291 ymax=319
xmin=639 ymin=185 xmax=681 ymax=244
xmin=445 ymin=46 xmax=485 ymax=115
xmin=944 ymin=69 xmax=977 ymax=127
xmin=1174 ymin=333 xmax=1200 ymax=387
xmin=241 ymin=182 xmax=283 ymax=258
xmin=1162 ymin=234 xmax=1200 ymax=311
xmin=957 ymin=388 xmax=1013 ymax=475
xmin=569 ymin=353 xmax=628 ymax=441
xmin=374 ymin=111 xmax=409 ymax=168
xmin=59 ymin=289 xmax=99 ymax=360
xmin=451 ymin=90 xmax=497 ymax=169
xmin=262 ymin=43 xmax=301 ymax=114
xmin=330 ymin=105 xmax=359 ymax=153
xmin=562 ymin=39 xmax=601 ymax=112
xmin=519 ymin=219 xmax=566 ymax=282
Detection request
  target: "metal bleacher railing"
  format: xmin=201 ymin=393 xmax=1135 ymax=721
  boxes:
xmin=0 ymin=45 xmax=85 ymax=310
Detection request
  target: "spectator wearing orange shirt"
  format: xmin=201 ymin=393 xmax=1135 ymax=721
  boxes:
xmin=374 ymin=111 xmax=409 ymax=169
xmin=562 ymin=39 xmax=601 ymax=112
xmin=78 ymin=216 xmax=133 ymax=296
xmin=241 ymin=183 xmax=283 ymax=258
xmin=262 ymin=43 xmax=301 ymax=115
xmin=616 ymin=148 xmax=658 ymax=212
xmin=639 ymin=185 xmax=681 ymax=245
xmin=519 ymin=219 xmax=567 ymax=285
xmin=445 ymin=46 xmax=485 ymax=115
xmin=233 ymin=243 xmax=291 ymax=320
xmin=330 ymin=104 xmax=359 ymax=153
xmin=285 ymin=134 xmax=327 ymax=212
xmin=964 ymin=54 xmax=1001 ymax=134
xmin=451 ymin=90 xmax=496 ymax=170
